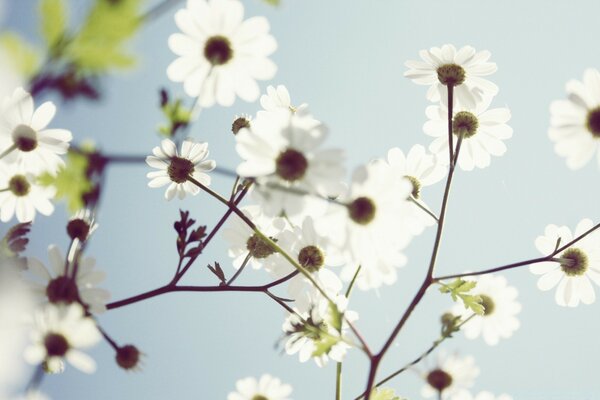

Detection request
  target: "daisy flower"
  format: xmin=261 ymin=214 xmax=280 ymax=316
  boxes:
xmin=549 ymin=68 xmax=600 ymax=169
xmin=452 ymin=274 xmax=521 ymax=346
xmin=222 ymin=205 xmax=287 ymax=271
xmin=235 ymin=109 xmax=345 ymax=219
xmin=146 ymin=138 xmax=216 ymax=201
xmin=260 ymin=84 xmax=305 ymax=114
xmin=0 ymin=162 xmax=55 ymax=222
xmin=0 ymin=87 xmax=72 ymax=173
xmin=26 ymin=245 xmax=110 ymax=314
xmin=420 ymin=352 xmax=479 ymax=399
xmin=275 ymin=217 xmax=343 ymax=311
xmin=423 ymin=97 xmax=512 ymax=171
xmin=24 ymin=303 xmax=101 ymax=374
xmin=386 ymin=145 xmax=446 ymax=235
xmin=167 ymin=0 xmax=277 ymax=107
xmin=404 ymin=44 xmax=498 ymax=109
xmin=317 ymin=160 xmax=413 ymax=290
xmin=531 ymin=219 xmax=600 ymax=307
xmin=453 ymin=391 xmax=513 ymax=400
xmin=227 ymin=374 xmax=292 ymax=400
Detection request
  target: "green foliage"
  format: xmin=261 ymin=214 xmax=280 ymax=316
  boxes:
xmin=66 ymin=0 xmax=141 ymax=71
xmin=0 ymin=33 xmax=41 ymax=77
xmin=262 ymin=0 xmax=280 ymax=5
xmin=328 ymin=302 xmax=343 ymax=332
xmin=39 ymin=151 xmax=92 ymax=213
xmin=370 ymin=387 xmax=404 ymax=400
xmin=159 ymin=89 xmax=192 ymax=137
xmin=438 ymin=278 xmax=485 ymax=315
xmin=39 ymin=0 xmax=68 ymax=48
xmin=311 ymin=335 xmax=339 ymax=358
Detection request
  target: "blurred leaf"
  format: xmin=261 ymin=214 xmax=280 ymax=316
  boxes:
xmin=0 ymin=222 xmax=32 ymax=259
xmin=370 ymin=388 xmax=404 ymax=400
xmin=0 ymin=33 xmax=41 ymax=77
xmin=158 ymin=89 xmax=191 ymax=138
xmin=39 ymin=0 xmax=68 ymax=48
xmin=39 ymin=151 xmax=92 ymax=212
xmin=439 ymin=278 xmax=484 ymax=316
xmin=66 ymin=0 xmax=141 ymax=71
xmin=263 ymin=0 xmax=280 ymax=5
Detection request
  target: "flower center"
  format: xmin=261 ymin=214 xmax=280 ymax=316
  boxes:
xmin=167 ymin=156 xmax=194 ymax=184
xmin=67 ymin=218 xmax=91 ymax=241
xmin=246 ymin=234 xmax=275 ymax=259
xmin=46 ymin=276 xmax=80 ymax=304
xmin=275 ymin=148 xmax=308 ymax=182
xmin=204 ymin=35 xmax=233 ymax=66
xmin=12 ymin=124 xmax=38 ymax=152
xmin=298 ymin=245 xmax=325 ymax=272
xmin=560 ymin=247 xmax=588 ymax=277
xmin=426 ymin=368 xmax=453 ymax=392
xmin=251 ymin=396 xmax=268 ymax=400
xmin=436 ymin=63 xmax=466 ymax=86
xmin=8 ymin=175 xmax=30 ymax=197
xmin=348 ymin=196 xmax=376 ymax=225
xmin=586 ymin=107 xmax=600 ymax=138
xmin=44 ymin=333 xmax=70 ymax=357
xmin=231 ymin=116 xmax=251 ymax=135
xmin=479 ymin=294 xmax=495 ymax=316
xmin=453 ymin=111 xmax=479 ymax=138
xmin=404 ymin=175 xmax=421 ymax=198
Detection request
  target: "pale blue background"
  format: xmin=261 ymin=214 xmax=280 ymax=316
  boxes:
xmin=3 ymin=0 xmax=600 ymax=399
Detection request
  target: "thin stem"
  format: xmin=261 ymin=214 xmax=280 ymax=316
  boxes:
xmin=408 ymin=196 xmax=439 ymax=223
xmin=226 ymin=252 xmax=251 ymax=285
xmin=447 ymin=85 xmax=454 ymax=163
xmin=0 ymin=143 xmax=16 ymax=160
xmin=98 ymin=324 xmax=119 ymax=351
xmin=0 ymin=188 xmax=9 ymax=193
xmin=345 ymin=265 xmax=362 ymax=298
xmin=336 ymin=362 xmax=343 ymax=400
xmin=25 ymin=364 xmax=44 ymax=392
xmin=434 ymin=255 xmax=552 ymax=282
xmin=230 ymin=175 xmax=240 ymax=201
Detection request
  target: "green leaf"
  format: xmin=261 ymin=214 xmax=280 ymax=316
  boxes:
xmin=311 ymin=335 xmax=339 ymax=358
xmin=438 ymin=278 xmax=485 ymax=316
xmin=39 ymin=0 xmax=68 ymax=48
xmin=462 ymin=294 xmax=485 ymax=315
xmin=328 ymin=302 xmax=343 ymax=332
xmin=370 ymin=387 xmax=404 ymax=400
xmin=0 ymin=33 xmax=41 ymax=77
xmin=39 ymin=151 xmax=92 ymax=213
xmin=66 ymin=0 xmax=141 ymax=72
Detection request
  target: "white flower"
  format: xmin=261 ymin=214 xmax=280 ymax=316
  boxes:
xmin=421 ymin=352 xmax=479 ymax=399
xmin=0 ymin=87 xmax=72 ymax=173
xmin=275 ymin=217 xmax=343 ymax=311
xmin=260 ymin=84 xmax=308 ymax=114
xmin=146 ymin=138 xmax=216 ymax=200
xmin=424 ymin=97 xmax=512 ymax=171
xmin=452 ymin=274 xmax=521 ymax=346
xmin=531 ymin=219 xmax=600 ymax=307
xmin=227 ymin=374 xmax=292 ymax=400
xmin=235 ymin=109 xmax=345 ymax=219
xmin=282 ymin=294 xmax=355 ymax=367
xmin=404 ymin=44 xmax=498 ymax=109
xmin=24 ymin=303 xmax=101 ymax=374
xmin=0 ymin=162 xmax=55 ymax=222
xmin=167 ymin=0 xmax=277 ymax=107
xmin=549 ymin=68 xmax=600 ymax=169
xmin=222 ymin=205 xmax=286 ymax=271
xmin=452 ymin=391 xmax=513 ymax=400
xmin=26 ymin=245 xmax=110 ymax=314
xmin=317 ymin=160 xmax=413 ymax=290
xmin=386 ymin=145 xmax=446 ymax=235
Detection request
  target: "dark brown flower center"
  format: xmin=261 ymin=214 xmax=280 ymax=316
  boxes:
xmin=348 ymin=196 xmax=376 ymax=225
xmin=167 ymin=156 xmax=194 ymax=183
xmin=586 ymin=107 xmax=600 ymax=138
xmin=246 ymin=234 xmax=275 ymax=259
xmin=44 ymin=333 xmax=70 ymax=357
xmin=275 ymin=148 xmax=308 ymax=182
xmin=231 ymin=117 xmax=251 ymax=135
xmin=251 ymin=396 xmax=268 ymax=400
xmin=437 ymin=63 xmax=466 ymax=86
xmin=67 ymin=218 xmax=91 ymax=241
xmin=298 ymin=245 xmax=325 ymax=272
xmin=116 ymin=345 xmax=141 ymax=370
xmin=479 ymin=294 xmax=495 ymax=316
xmin=12 ymin=124 xmax=38 ymax=152
xmin=453 ymin=111 xmax=479 ymax=138
xmin=8 ymin=175 xmax=30 ymax=197
xmin=204 ymin=35 xmax=233 ymax=66
xmin=560 ymin=247 xmax=588 ymax=277
xmin=426 ymin=368 xmax=453 ymax=392
xmin=46 ymin=276 xmax=79 ymax=304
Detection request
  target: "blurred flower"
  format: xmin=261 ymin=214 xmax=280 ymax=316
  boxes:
xmin=452 ymin=391 xmax=513 ymax=400
xmin=146 ymin=138 xmax=216 ymax=200
xmin=227 ymin=374 xmax=292 ymax=400
xmin=424 ymin=97 xmax=512 ymax=171
xmin=420 ymin=351 xmax=479 ymax=399
xmin=549 ymin=68 xmax=600 ymax=169
xmin=167 ymin=0 xmax=277 ymax=107
xmin=452 ymin=274 xmax=521 ymax=345
xmin=404 ymin=44 xmax=498 ymax=109
xmin=531 ymin=218 xmax=600 ymax=307
xmin=24 ymin=303 xmax=101 ymax=374
xmin=0 ymin=87 xmax=72 ymax=173
xmin=0 ymin=162 xmax=55 ymax=222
